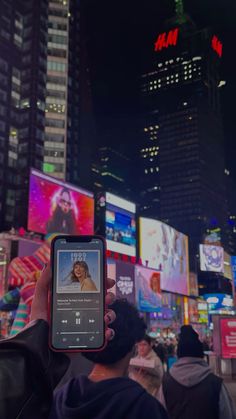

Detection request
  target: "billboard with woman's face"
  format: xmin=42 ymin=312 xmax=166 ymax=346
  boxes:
xmin=139 ymin=217 xmax=189 ymax=295
xmin=28 ymin=169 xmax=94 ymax=235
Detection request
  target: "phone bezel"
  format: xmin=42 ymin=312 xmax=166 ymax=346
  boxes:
xmin=49 ymin=235 xmax=107 ymax=353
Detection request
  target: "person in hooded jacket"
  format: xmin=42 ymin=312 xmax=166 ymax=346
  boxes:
xmin=157 ymin=325 xmax=236 ymax=419
xmin=50 ymin=300 xmax=168 ymax=419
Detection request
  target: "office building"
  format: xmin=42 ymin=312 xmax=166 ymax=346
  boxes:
xmin=0 ymin=0 xmax=93 ymax=231
xmin=91 ymin=146 xmax=132 ymax=199
xmin=0 ymin=0 xmax=48 ymax=229
xmin=138 ymin=1 xmax=229 ymax=267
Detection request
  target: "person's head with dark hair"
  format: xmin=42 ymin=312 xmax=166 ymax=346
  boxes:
xmin=136 ymin=334 xmax=153 ymax=358
xmin=84 ymin=299 xmax=146 ymax=376
xmin=177 ymin=325 xmax=204 ymax=359
xmin=58 ymin=188 xmax=72 ymax=214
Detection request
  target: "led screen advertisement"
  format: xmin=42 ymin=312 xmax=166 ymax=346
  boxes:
xmin=199 ymin=244 xmax=224 ymax=273
xmin=116 ymin=260 xmax=135 ymax=304
xmin=135 ymin=265 xmax=162 ymax=312
xmin=28 ymin=169 xmax=94 ymax=235
xmin=204 ymin=294 xmax=233 ymax=313
xmin=105 ymin=192 xmax=136 ymax=257
xmin=221 ymin=318 xmax=236 ymax=358
xmin=139 ymin=218 xmax=189 ymax=295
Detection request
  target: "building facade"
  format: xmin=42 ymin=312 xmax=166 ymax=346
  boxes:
xmin=0 ymin=0 xmax=48 ymax=229
xmin=138 ymin=7 xmax=230 ymax=267
xmin=0 ymin=0 xmax=93 ymax=231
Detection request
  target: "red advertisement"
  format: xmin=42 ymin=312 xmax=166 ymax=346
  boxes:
xmin=221 ymin=318 xmax=236 ymax=358
xmin=28 ymin=169 xmax=94 ymax=235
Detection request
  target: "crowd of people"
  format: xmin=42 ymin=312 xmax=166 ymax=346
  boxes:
xmin=0 ymin=266 xmax=235 ymax=418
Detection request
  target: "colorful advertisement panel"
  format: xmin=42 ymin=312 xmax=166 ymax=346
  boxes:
xmin=199 ymin=244 xmax=224 ymax=273
xmin=139 ymin=218 xmax=189 ymax=295
xmin=28 ymin=169 xmax=94 ymax=235
xmin=221 ymin=318 xmax=236 ymax=358
xmin=115 ymin=260 xmax=135 ymax=304
xmin=197 ymin=300 xmax=208 ymax=324
xmin=105 ymin=192 xmax=136 ymax=257
xmin=204 ymin=294 xmax=233 ymax=313
xmin=135 ymin=265 xmax=162 ymax=312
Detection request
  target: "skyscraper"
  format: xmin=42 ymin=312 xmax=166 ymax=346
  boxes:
xmin=138 ymin=1 xmax=230 ymax=266
xmin=0 ymin=0 xmax=48 ymax=229
xmin=0 ymin=0 xmax=93 ymax=231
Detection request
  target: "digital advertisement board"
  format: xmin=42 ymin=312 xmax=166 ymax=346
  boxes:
xmin=221 ymin=318 xmax=236 ymax=358
xmin=116 ymin=260 xmax=135 ymax=304
xmin=204 ymin=294 xmax=233 ymax=313
xmin=105 ymin=192 xmax=136 ymax=257
xmin=139 ymin=218 xmax=189 ymax=295
xmin=28 ymin=169 xmax=94 ymax=235
xmin=224 ymin=252 xmax=233 ymax=281
xmin=199 ymin=244 xmax=224 ymax=273
xmin=135 ymin=265 xmax=162 ymax=312
xmin=107 ymin=259 xmax=135 ymax=302
xmin=197 ymin=300 xmax=208 ymax=324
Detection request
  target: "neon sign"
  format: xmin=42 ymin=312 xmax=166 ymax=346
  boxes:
xmin=154 ymin=28 xmax=179 ymax=52
xmin=211 ymin=35 xmax=222 ymax=58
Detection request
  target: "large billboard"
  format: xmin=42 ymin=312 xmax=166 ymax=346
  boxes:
xmin=204 ymin=293 xmax=233 ymax=313
xmin=139 ymin=218 xmax=189 ymax=295
xmin=199 ymin=244 xmax=224 ymax=273
xmin=135 ymin=265 xmax=162 ymax=312
xmin=28 ymin=169 xmax=94 ymax=235
xmin=221 ymin=318 xmax=236 ymax=358
xmin=105 ymin=192 xmax=136 ymax=257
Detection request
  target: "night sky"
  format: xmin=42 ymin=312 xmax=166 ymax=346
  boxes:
xmin=83 ymin=0 xmax=236 ymax=178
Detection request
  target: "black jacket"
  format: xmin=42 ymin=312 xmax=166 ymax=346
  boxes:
xmin=0 ymin=320 xmax=69 ymax=419
xmin=50 ymin=375 xmax=169 ymax=419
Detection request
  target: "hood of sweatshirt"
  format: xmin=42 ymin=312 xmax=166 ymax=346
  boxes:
xmin=50 ymin=374 xmax=167 ymax=419
xmin=169 ymin=357 xmax=212 ymax=387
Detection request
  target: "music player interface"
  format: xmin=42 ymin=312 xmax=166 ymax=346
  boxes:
xmin=52 ymin=239 xmax=104 ymax=349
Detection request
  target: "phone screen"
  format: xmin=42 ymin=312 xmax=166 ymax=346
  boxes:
xmin=51 ymin=236 xmax=105 ymax=350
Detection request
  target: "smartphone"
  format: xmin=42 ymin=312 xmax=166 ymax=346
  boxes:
xmin=50 ymin=235 xmax=106 ymax=351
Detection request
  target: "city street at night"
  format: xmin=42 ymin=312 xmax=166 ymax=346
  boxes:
xmin=0 ymin=1 xmax=236 ymax=418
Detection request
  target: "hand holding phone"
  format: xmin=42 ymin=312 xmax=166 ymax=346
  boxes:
xmin=50 ymin=235 xmax=107 ymax=351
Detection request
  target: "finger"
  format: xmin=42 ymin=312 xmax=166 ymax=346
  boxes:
xmin=106 ymin=277 xmax=115 ymax=290
xmin=105 ymin=292 xmax=116 ymax=306
xmin=105 ymin=328 xmax=115 ymax=341
xmin=37 ymin=264 xmax=51 ymax=290
xmin=104 ymin=309 xmax=116 ymax=326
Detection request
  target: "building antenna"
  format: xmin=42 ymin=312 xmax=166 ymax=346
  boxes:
xmin=174 ymin=0 xmax=186 ymax=24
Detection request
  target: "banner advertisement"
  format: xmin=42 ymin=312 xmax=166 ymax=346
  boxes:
xmin=139 ymin=218 xmax=189 ymax=295
xmin=221 ymin=318 xmax=236 ymax=358
xmin=199 ymin=244 xmax=224 ymax=273
xmin=105 ymin=192 xmax=136 ymax=257
xmin=135 ymin=265 xmax=162 ymax=312
xmin=28 ymin=169 xmax=94 ymax=235
xmin=115 ymin=261 xmax=135 ymax=304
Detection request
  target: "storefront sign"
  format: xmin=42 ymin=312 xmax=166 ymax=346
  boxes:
xmin=221 ymin=318 xmax=236 ymax=358
xmin=154 ymin=28 xmax=179 ymax=52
